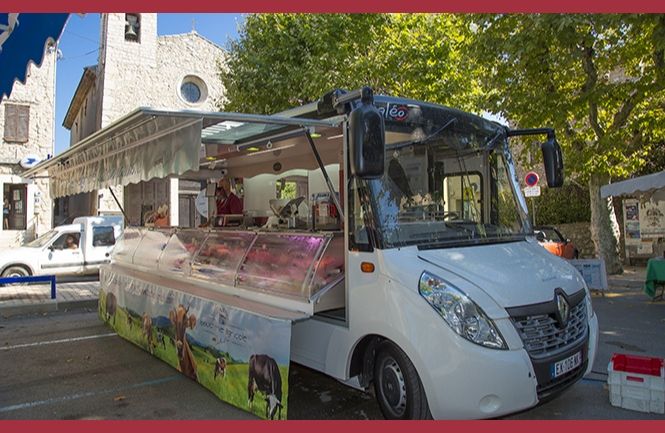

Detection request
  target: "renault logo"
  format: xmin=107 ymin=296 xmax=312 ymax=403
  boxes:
xmin=555 ymin=292 xmax=570 ymax=328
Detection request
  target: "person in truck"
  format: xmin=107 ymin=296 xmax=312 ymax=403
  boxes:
xmin=65 ymin=234 xmax=79 ymax=250
xmin=211 ymin=178 xmax=243 ymax=227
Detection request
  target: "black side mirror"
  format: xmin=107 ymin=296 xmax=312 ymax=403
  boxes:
xmin=541 ymin=134 xmax=564 ymax=187
xmin=47 ymin=245 xmax=54 ymax=251
xmin=349 ymin=87 xmax=385 ymax=179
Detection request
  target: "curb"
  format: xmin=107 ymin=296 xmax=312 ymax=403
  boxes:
xmin=607 ymin=278 xmax=644 ymax=289
xmin=0 ymin=298 xmax=98 ymax=318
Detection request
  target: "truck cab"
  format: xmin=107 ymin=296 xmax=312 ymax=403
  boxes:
xmin=0 ymin=216 xmax=123 ymax=277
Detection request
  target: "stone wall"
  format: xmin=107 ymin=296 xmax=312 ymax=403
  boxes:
xmin=556 ymin=222 xmax=595 ymax=259
xmin=0 ymin=51 xmax=56 ymax=247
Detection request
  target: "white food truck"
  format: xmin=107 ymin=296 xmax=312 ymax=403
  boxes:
xmin=26 ymin=88 xmax=598 ymax=419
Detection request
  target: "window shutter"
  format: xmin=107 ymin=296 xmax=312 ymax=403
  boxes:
xmin=3 ymin=104 xmax=29 ymax=142
xmin=16 ymin=105 xmax=29 ymax=142
xmin=4 ymin=105 xmax=18 ymax=141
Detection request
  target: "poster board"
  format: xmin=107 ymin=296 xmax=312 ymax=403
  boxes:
xmin=639 ymin=199 xmax=665 ymax=238
xmin=99 ymin=268 xmax=291 ymax=420
xmin=569 ymin=259 xmax=608 ymax=292
xmin=623 ymin=199 xmax=641 ymax=245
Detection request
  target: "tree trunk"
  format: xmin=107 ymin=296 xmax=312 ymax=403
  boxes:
xmin=588 ymin=173 xmax=623 ymax=274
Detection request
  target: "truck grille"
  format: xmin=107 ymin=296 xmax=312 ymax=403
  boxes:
xmin=511 ymin=296 xmax=587 ymax=358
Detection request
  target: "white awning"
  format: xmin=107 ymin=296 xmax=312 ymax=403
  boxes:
xmin=24 ymin=107 xmax=342 ymax=198
xmin=600 ymin=171 xmax=665 ymax=199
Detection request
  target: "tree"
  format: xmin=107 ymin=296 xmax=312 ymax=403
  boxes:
xmin=469 ymin=14 xmax=665 ymax=273
xmin=220 ymin=14 xmax=479 ymax=114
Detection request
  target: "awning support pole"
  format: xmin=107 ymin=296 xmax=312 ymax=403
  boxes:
xmin=108 ymin=187 xmax=130 ymax=227
xmin=305 ymin=130 xmax=344 ymax=220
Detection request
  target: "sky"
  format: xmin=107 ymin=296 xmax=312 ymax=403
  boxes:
xmin=54 ymin=13 xmax=242 ymax=154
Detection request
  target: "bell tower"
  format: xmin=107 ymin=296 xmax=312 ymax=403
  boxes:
xmin=97 ymin=13 xmax=158 ymax=127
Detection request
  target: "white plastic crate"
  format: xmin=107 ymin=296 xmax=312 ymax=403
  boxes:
xmin=608 ymin=353 xmax=665 ymax=414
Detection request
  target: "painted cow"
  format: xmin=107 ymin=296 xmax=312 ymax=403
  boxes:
xmin=248 ymin=354 xmax=283 ymax=420
xmin=169 ymin=305 xmax=197 ymax=381
xmin=214 ymin=357 xmax=227 ymax=379
xmin=142 ymin=313 xmax=154 ymax=352
xmin=104 ymin=292 xmax=117 ymax=324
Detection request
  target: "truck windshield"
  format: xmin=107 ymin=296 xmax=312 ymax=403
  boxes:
xmin=365 ymin=105 xmax=530 ymax=249
xmin=24 ymin=230 xmax=58 ymax=248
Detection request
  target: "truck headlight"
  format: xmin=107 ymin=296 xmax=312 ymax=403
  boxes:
xmin=419 ymin=271 xmax=506 ymax=350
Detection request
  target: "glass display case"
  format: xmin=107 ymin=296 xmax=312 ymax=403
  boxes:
xmin=237 ymin=233 xmax=329 ymax=299
xmin=191 ymin=231 xmax=255 ymax=284
xmin=112 ymin=227 xmax=345 ymax=310
xmin=132 ymin=228 xmax=172 ymax=269
xmin=158 ymin=229 xmax=209 ymax=276
xmin=113 ymin=227 xmax=145 ymax=264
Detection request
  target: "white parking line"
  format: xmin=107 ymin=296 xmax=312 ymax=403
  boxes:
xmin=0 ymin=332 xmax=117 ymax=351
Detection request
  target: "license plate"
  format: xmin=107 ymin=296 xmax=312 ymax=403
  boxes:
xmin=551 ymin=351 xmax=582 ymax=378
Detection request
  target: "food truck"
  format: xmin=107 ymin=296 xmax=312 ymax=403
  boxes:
xmin=26 ymin=88 xmax=598 ymax=419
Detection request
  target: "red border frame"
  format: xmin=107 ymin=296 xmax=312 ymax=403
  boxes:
xmin=2 ymin=2 xmax=665 ymax=430
xmin=4 ymin=1 xmax=665 ymax=13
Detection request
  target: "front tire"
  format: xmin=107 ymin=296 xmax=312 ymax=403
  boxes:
xmin=373 ymin=341 xmax=432 ymax=420
xmin=2 ymin=265 xmax=30 ymax=278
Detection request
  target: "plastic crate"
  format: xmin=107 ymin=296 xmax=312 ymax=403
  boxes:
xmin=608 ymin=353 xmax=665 ymax=414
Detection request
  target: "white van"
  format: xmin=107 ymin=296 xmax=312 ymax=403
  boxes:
xmin=26 ymin=88 xmax=598 ymax=419
xmin=0 ymin=216 xmax=123 ymax=277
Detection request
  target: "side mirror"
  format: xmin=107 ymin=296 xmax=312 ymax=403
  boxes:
xmin=349 ymin=87 xmax=385 ymax=179
xmin=541 ymin=134 xmax=564 ymax=187
xmin=47 ymin=245 xmax=54 ymax=251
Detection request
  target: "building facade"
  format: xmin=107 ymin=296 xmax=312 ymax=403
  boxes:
xmin=0 ymin=49 xmax=56 ymax=248
xmin=58 ymin=13 xmax=225 ymax=227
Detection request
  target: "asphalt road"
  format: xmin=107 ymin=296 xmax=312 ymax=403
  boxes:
xmin=1 ymin=285 xmax=664 ymax=420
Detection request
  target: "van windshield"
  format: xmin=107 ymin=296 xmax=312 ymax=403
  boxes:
xmin=24 ymin=230 xmax=58 ymax=248
xmin=365 ymin=103 xmax=530 ymax=249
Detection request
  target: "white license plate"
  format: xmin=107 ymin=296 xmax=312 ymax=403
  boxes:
xmin=551 ymin=351 xmax=582 ymax=378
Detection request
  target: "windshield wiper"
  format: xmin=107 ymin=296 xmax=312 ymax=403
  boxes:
xmin=387 ymin=117 xmax=458 ymax=151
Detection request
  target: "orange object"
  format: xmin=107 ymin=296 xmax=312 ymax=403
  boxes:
xmin=360 ymin=262 xmax=375 ymax=273
xmin=535 ymin=226 xmax=578 ymax=259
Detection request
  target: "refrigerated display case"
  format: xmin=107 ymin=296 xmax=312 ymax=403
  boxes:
xmin=111 ymin=227 xmax=345 ymax=314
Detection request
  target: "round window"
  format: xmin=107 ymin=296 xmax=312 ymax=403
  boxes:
xmin=180 ymin=81 xmax=202 ymax=103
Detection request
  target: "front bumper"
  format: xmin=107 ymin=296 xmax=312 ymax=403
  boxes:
xmin=421 ymin=312 xmax=598 ymax=419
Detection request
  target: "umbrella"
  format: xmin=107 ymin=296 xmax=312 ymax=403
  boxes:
xmin=0 ymin=13 xmax=69 ymax=101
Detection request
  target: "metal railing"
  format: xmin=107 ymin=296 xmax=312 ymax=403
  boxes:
xmin=0 ymin=275 xmax=56 ymax=299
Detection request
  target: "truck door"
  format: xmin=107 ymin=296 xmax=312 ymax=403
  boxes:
xmin=41 ymin=231 xmax=84 ymax=274
xmin=84 ymin=225 xmax=117 ymax=272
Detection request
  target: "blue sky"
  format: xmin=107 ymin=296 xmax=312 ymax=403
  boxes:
xmin=54 ymin=13 xmax=242 ymax=154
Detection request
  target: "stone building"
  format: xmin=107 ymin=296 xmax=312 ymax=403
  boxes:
xmin=57 ymin=13 xmax=225 ymax=226
xmin=0 ymin=48 xmax=56 ymax=248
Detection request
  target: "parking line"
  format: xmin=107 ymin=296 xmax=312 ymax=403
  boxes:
xmin=0 ymin=375 xmax=183 ymax=413
xmin=0 ymin=332 xmax=117 ymax=351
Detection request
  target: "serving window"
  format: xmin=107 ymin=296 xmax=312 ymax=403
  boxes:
xmin=190 ymin=231 xmax=255 ymax=284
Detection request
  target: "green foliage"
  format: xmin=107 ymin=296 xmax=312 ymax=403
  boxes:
xmin=468 ymin=14 xmax=665 ymax=180
xmin=220 ymin=14 xmax=480 ymax=114
xmin=533 ymin=183 xmax=591 ymax=225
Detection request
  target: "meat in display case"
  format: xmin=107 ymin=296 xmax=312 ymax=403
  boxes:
xmin=111 ymin=227 xmax=345 ymax=313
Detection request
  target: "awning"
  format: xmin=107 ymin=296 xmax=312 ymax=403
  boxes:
xmin=24 ymin=107 xmax=343 ymax=198
xmin=0 ymin=13 xmax=69 ymax=101
xmin=600 ymin=170 xmax=665 ymax=199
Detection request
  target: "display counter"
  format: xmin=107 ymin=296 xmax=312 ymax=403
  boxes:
xmin=112 ymin=227 xmax=345 ymax=313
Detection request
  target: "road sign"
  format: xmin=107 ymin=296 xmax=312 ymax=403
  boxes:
xmin=19 ymin=154 xmax=40 ymax=169
xmin=525 ymin=171 xmax=540 ymax=187
xmin=524 ymin=186 xmax=541 ymax=197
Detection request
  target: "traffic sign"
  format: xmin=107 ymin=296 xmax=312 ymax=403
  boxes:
xmin=524 ymin=186 xmax=541 ymax=197
xmin=525 ymin=171 xmax=539 ymax=187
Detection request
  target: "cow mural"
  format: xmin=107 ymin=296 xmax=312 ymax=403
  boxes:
xmin=142 ymin=313 xmax=154 ymax=353
xmin=248 ymin=354 xmax=283 ymax=420
xmin=169 ymin=304 xmax=197 ymax=381
xmin=214 ymin=357 xmax=227 ymax=379
xmin=104 ymin=292 xmax=117 ymax=324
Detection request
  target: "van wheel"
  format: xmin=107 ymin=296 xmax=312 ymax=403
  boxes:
xmin=373 ymin=341 xmax=432 ymax=420
xmin=2 ymin=266 xmax=30 ymax=278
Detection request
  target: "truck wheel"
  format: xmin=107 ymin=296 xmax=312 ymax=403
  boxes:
xmin=373 ymin=341 xmax=432 ymax=420
xmin=2 ymin=266 xmax=30 ymax=278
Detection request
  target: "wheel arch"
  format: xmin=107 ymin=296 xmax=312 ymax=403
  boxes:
xmin=1 ymin=262 xmax=34 ymax=276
